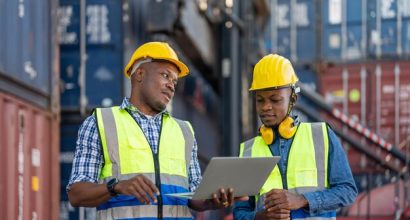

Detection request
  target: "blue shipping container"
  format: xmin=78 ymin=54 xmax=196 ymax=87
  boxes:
xmin=265 ymin=0 xmax=410 ymax=64
xmin=322 ymin=0 xmax=366 ymax=61
xmin=265 ymin=0 xmax=317 ymax=64
xmin=0 ymin=0 xmax=52 ymax=95
xmin=59 ymin=0 xmax=123 ymax=110
xmin=322 ymin=0 xmax=410 ymax=62
xmin=294 ymin=67 xmax=318 ymax=122
xmin=367 ymin=0 xmax=410 ymax=58
xmin=60 ymin=117 xmax=96 ymax=220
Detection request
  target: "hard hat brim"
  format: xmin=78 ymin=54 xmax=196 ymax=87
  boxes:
xmin=159 ymin=57 xmax=189 ymax=78
xmin=124 ymin=57 xmax=189 ymax=79
xmin=249 ymin=83 xmax=296 ymax=91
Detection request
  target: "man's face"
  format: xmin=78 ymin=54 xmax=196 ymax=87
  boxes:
xmin=255 ymin=87 xmax=292 ymax=127
xmin=139 ymin=61 xmax=179 ymax=113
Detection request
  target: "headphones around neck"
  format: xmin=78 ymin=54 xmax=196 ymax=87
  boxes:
xmin=259 ymin=116 xmax=299 ymax=145
xmin=259 ymin=89 xmax=300 ymax=145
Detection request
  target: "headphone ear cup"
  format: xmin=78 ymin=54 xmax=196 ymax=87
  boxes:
xmin=259 ymin=125 xmax=275 ymax=145
xmin=278 ymin=117 xmax=297 ymax=139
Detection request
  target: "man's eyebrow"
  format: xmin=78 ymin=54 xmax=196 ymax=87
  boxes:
xmin=269 ymin=94 xmax=283 ymax=98
xmin=163 ymin=68 xmax=178 ymax=78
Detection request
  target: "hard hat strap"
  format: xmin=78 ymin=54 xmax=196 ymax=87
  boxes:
xmin=286 ymin=86 xmax=298 ymax=116
xmin=129 ymin=58 xmax=153 ymax=77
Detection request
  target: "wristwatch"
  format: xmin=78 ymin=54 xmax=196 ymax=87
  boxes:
xmin=106 ymin=178 xmax=119 ymax=196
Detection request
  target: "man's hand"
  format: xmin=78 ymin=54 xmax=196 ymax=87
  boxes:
xmin=189 ymin=188 xmax=249 ymax=211
xmin=114 ymin=174 xmax=159 ymax=204
xmin=264 ymin=189 xmax=308 ymax=212
xmin=209 ymin=188 xmax=249 ymax=209
xmin=208 ymin=188 xmax=233 ymax=209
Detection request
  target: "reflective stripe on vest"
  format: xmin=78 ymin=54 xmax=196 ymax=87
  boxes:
xmin=242 ymin=136 xmax=283 ymax=195
xmin=95 ymin=107 xmax=194 ymax=219
xmin=97 ymin=205 xmax=192 ymax=220
xmin=240 ymin=123 xmax=334 ymax=219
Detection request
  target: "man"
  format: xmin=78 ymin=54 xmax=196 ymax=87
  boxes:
xmin=67 ymin=42 xmax=237 ymax=219
xmin=234 ymin=54 xmax=357 ymax=219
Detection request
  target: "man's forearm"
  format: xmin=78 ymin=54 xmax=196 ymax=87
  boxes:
xmin=302 ymin=184 xmax=357 ymax=215
xmin=68 ymin=182 xmax=112 ymax=207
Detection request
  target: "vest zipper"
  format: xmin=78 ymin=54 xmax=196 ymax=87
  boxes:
xmin=284 ymin=140 xmax=291 ymax=190
xmin=284 ymin=126 xmax=298 ymax=190
xmin=126 ymin=109 xmax=165 ymax=219
xmin=268 ymin=129 xmax=297 ymax=190
xmin=153 ymin=115 xmax=164 ymax=220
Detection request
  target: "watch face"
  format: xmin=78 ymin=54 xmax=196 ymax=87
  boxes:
xmin=108 ymin=178 xmax=118 ymax=185
xmin=107 ymin=178 xmax=119 ymax=196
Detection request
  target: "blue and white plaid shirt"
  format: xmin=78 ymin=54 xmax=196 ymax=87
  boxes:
xmin=67 ymin=98 xmax=202 ymax=192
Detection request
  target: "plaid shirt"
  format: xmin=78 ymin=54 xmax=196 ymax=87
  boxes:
xmin=67 ymin=98 xmax=202 ymax=192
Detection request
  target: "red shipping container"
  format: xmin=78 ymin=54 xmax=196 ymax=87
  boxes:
xmin=347 ymin=179 xmax=409 ymax=218
xmin=0 ymin=92 xmax=60 ymax=220
xmin=318 ymin=61 xmax=410 ymax=173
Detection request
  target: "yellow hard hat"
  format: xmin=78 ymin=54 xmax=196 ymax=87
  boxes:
xmin=249 ymin=54 xmax=299 ymax=91
xmin=124 ymin=42 xmax=189 ymax=78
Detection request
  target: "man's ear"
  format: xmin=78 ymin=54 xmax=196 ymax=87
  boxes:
xmin=132 ymin=68 xmax=144 ymax=82
xmin=289 ymin=92 xmax=298 ymax=109
xmin=292 ymin=93 xmax=298 ymax=103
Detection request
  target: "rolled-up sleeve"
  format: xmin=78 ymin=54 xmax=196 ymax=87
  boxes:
xmin=234 ymin=196 xmax=257 ymax=220
xmin=188 ymin=139 xmax=202 ymax=192
xmin=66 ymin=115 xmax=104 ymax=191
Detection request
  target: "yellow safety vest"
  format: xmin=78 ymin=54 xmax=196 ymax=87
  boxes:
xmin=240 ymin=122 xmax=336 ymax=219
xmin=95 ymin=107 xmax=194 ymax=220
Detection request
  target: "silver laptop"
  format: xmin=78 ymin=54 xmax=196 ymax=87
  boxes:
xmin=165 ymin=156 xmax=280 ymax=200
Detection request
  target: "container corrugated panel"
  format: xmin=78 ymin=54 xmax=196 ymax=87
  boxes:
xmin=367 ymin=62 xmax=408 ymax=147
xmin=347 ymin=179 xmax=409 ymax=217
xmin=265 ymin=0 xmax=317 ymax=64
xmin=0 ymin=0 xmax=51 ymax=95
xmin=317 ymin=63 xmax=384 ymax=173
xmin=59 ymin=115 xmax=96 ymax=220
xmin=0 ymin=0 xmax=4 ymax=71
xmin=294 ymin=66 xmax=319 ymax=122
xmin=0 ymin=92 xmax=59 ymax=220
xmin=317 ymin=64 xmax=372 ymax=173
xmin=322 ymin=0 xmax=366 ymax=61
xmin=59 ymin=0 xmax=123 ymax=110
xmin=367 ymin=0 xmax=410 ymax=58
xmin=318 ymin=61 xmax=410 ymax=173
xmin=353 ymin=173 xmax=391 ymax=193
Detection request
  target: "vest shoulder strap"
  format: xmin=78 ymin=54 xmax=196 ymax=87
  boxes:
xmin=172 ymin=118 xmax=195 ymax=167
xmin=95 ymin=107 xmax=122 ymax=178
xmin=242 ymin=138 xmax=256 ymax=157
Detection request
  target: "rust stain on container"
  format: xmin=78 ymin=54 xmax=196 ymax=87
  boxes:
xmin=0 ymin=92 xmax=60 ymax=220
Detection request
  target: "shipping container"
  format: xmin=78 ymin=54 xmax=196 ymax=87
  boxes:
xmin=0 ymin=92 xmax=59 ymax=220
xmin=265 ymin=0 xmax=410 ymax=64
xmin=318 ymin=61 xmax=410 ymax=173
xmin=59 ymin=114 xmax=96 ymax=220
xmin=294 ymin=66 xmax=320 ymax=122
xmin=0 ymin=0 xmax=51 ymax=96
xmin=59 ymin=0 xmax=123 ymax=110
xmin=265 ymin=0 xmax=318 ymax=64
xmin=323 ymin=0 xmax=410 ymax=61
xmin=347 ymin=179 xmax=409 ymax=217
xmin=0 ymin=0 xmax=59 ymax=110
xmin=322 ymin=0 xmax=366 ymax=61
xmin=367 ymin=0 xmax=410 ymax=59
